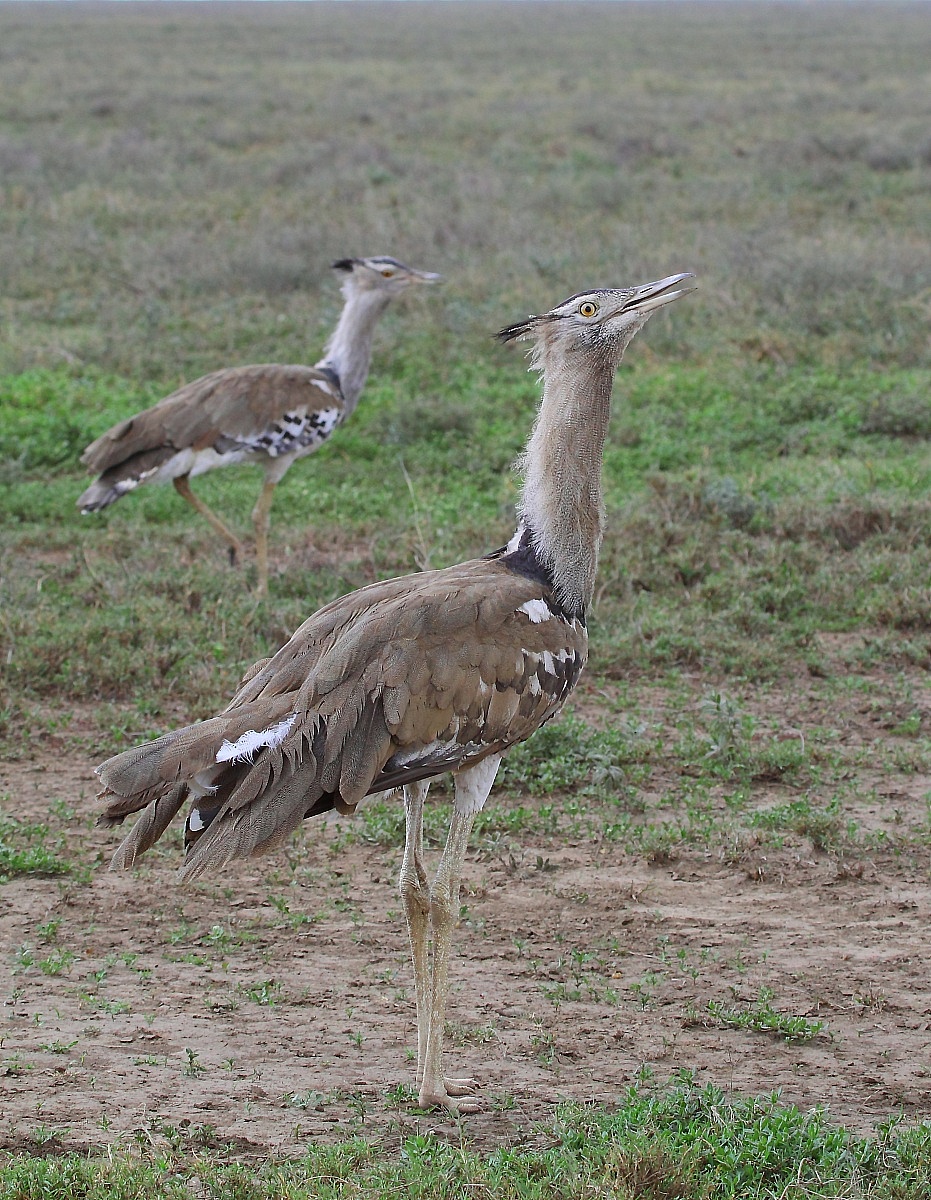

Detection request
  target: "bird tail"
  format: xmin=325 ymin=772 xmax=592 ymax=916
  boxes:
xmin=97 ymin=700 xmax=305 ymax=863
xmin=96 ymin=663 xmax=398 ymax=879
xmin=96 ymin=691 xmax=392 ymax=880
xmin=107 ymin=784 xmax=189 ymax=869
xmin=78 ymin=478 xmax=130 ymax=512
xmin=77 ymin=447 xmax=177 ymax=512
xmin=96 ymin=713 xmax=246 ymax=825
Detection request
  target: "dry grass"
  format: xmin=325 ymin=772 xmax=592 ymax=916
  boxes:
xmin=1 ymin=2 xmax=929 ymax=380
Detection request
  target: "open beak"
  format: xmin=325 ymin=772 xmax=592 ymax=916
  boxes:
xmin=622 ymin=272 xmax=696 ymax=314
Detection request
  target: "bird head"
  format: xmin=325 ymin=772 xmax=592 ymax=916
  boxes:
xmin=498 ymin=272 xmax=695 ymax=368
xmin=332 ymin=256 xmax=442 ymax=297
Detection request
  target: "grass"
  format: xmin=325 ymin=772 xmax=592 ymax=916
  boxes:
xmin=2 ymin=0 xmax=931 ymax=1187
xmin=2 ymin=1079 xmax=931 ymax=1198
xmin=3 ymin=362 xmax=930 ymax=727
xmin=1 ymin=3 xmax=930 ymax=377
xmin=702 ymin=995 xmax=826 ymax=1044
xmin=0 ymin=811 xmax=72 ymax=883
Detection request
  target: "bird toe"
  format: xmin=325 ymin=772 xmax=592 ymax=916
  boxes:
xmin=444 ymin=1076 xmax=480 ymax=1097
xmin=417 ymin=1078 xmax=483 ymax=1113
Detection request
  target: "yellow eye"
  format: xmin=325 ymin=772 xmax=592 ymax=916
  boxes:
xmin=381 ymin=269 xmax=395 ymax=278
xmin=579 ymin=301 xmax=598 ymax=317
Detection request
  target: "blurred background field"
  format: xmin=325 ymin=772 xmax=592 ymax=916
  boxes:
xmin=2 ymin=3 xmax=931 ymax=1190
xmin=1 ymin=0 xmax=930 ymax=377
xmin=1 ymin=0 xmax=929 ymax=718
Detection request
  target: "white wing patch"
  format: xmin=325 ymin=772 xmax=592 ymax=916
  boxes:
xmin=517 ymin=598 xmax=552 ymax=624
xmin=223 ymin=406 xmax=345 ymax=460
xmin=313 ymin=407 xmax=341 ymax=437
xmin=216 ymin=715 xmax=297 ymax=764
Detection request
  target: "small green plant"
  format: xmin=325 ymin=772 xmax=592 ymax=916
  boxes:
xmin=382 ymin=1083 xmax=417 ymax=1109
xmin=697 ymin=690 xmax=753 ymax=762
xmin=443 ymin=1021 xmax=497 ymax=1047
xmin=705 ymin=991 xmax=826 ymax=1043
xmin=183 ymin=1048 xmax=206 ymax=1077
xmin=2 ymin=1053 xmax=33 ymax=1076
xmin=37 ymin=918 xmax=62 ymax=943
xmin=530 ymin=1028 xmax=556 ymax=1066
xmin=40 ymin=1039 xmax=78 ymax=1055
xmin=79 ymin=994 xmax=131 ymax=1016
xmin=750 ymin=795 xmax=846 ymax=850
xmin=285 ymin=1089 xmax=329 ymax=1110
xmin=38 ymin=948 xmax=76 ymax=977
xmin=165 ymin=919 xmax=194 ymax=946
xmin=0 ymin=813 xmax=71 ymax=883
xmin=241 ymin=979 xmax=282 ymax=1006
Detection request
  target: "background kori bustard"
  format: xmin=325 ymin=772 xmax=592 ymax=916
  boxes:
xmin=96 ymin=271 xmax=695 ymax=1112
xmin=78 ymin=256 xmax=440 ymax=595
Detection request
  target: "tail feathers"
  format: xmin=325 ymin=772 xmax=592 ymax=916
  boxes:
xmin=96 ymin=715 xmax=237 ymax=824
xmin=178 ymin=756 xmax=325 ymax=882
xmin=78 ymin=479 xmax=128 ymax=513
xmin=97 ymin=699 xmax=299 ymax=820
xmin=78 ymin=446 xmax=177 ymax=513
xmin=108 ymin=784 xmax=188 ymax=870
xmin=95 ymin=691 xmax=395 ymax=881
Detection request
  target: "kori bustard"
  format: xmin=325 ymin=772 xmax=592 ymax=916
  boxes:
xmin=78 ymin=256 xmax=440 ymax=595
xmin=95 ymin=272 xmax=695 ymax=1112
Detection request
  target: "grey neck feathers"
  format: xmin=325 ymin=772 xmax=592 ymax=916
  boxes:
xmin=317 ymin=286 xmax=392 ymax=411
xmin=517 ymin=350 xmax=616 ymax=617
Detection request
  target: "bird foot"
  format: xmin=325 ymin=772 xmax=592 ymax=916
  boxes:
xmin=418 ymin=1077 xmax=483 ymax=1114
xmin=444 ymin=1076 xmax=480 ymax=1097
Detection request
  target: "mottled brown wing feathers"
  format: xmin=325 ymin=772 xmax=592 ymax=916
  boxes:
xmin=98 ymin=557 xmax=587 ymax=876
xmin=81 ymin=365 xmax=345 ymax=472
xmin=107 ymin=784 xmax=188 ymax=870
xmin=97 ymin=697 xmax=296 ymax=817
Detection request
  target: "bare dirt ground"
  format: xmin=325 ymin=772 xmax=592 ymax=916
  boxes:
xmin=2 ymin=678 xmax=931 ymax=1157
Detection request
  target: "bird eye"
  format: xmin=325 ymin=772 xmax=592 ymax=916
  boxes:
xmin=579 ymin=302 xmax=598 ymax=317
xmin=381 ymin=269 xmax=395 ymax=278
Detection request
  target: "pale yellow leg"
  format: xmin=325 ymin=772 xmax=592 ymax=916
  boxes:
xmin=251 ymin=477 xmax=278 ymax=597
xmin=399 ymin=782 xmax=431 ymax=1079
xmin=173 ymin=475 xmax=244 ymax=566
xmin=418 ymin=807 xmax=479 ymax=1112
xmin=416 ymin=755 xmax=500 ymax=1114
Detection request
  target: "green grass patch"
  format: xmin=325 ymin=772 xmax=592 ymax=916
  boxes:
xmin=702 ymin=991 xmax=827 ymax=1044
xmin=0 ymin=811 xmax=71 ymax=883
xmin=3 ymin=1080 xmax=930 ymax=1198
xmin=2 ymin=360 xmax=930 ymax=705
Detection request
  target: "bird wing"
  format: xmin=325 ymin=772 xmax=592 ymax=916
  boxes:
xmin=97 ymin=557 xmax=587 ymax=877
xmin=80 ymin=364 xmax=346 ymax=472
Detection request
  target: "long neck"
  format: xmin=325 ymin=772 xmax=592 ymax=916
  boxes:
xmin=516 ymin=350 xmax=616 ymax=617
xmin=316 ymin=287 xmax=392 ymax=411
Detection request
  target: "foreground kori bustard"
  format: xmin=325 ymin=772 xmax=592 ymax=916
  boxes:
xmin=78 ymin=256 xmax=440 ymax=595
xmin=96 ymin=272 xmax=695 ymax=1112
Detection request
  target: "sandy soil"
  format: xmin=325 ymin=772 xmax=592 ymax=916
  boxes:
xmin=2 ymin=683 xmax=931 ymax=1157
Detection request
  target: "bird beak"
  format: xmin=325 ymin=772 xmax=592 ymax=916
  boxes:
xmin=621 ymin=272 xmax=696 ymax=314
xmin=411 ymin=270 xmax=443 ymax=285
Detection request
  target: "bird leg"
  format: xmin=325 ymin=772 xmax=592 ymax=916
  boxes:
xmin=400 ymin=782 xmax=478 ymax=1107
xmin=417 ymin=806 xmax=478 ymax=1112
xmin=399 ymin=782 xmax=431 ymax=1079
xmin=251 ymin=477 xmax=279 ymax=598
xmin=172 ymin=475 xmax=244 ymax=567
xmin=415 ymin=755 xmax=501 ymax=1114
